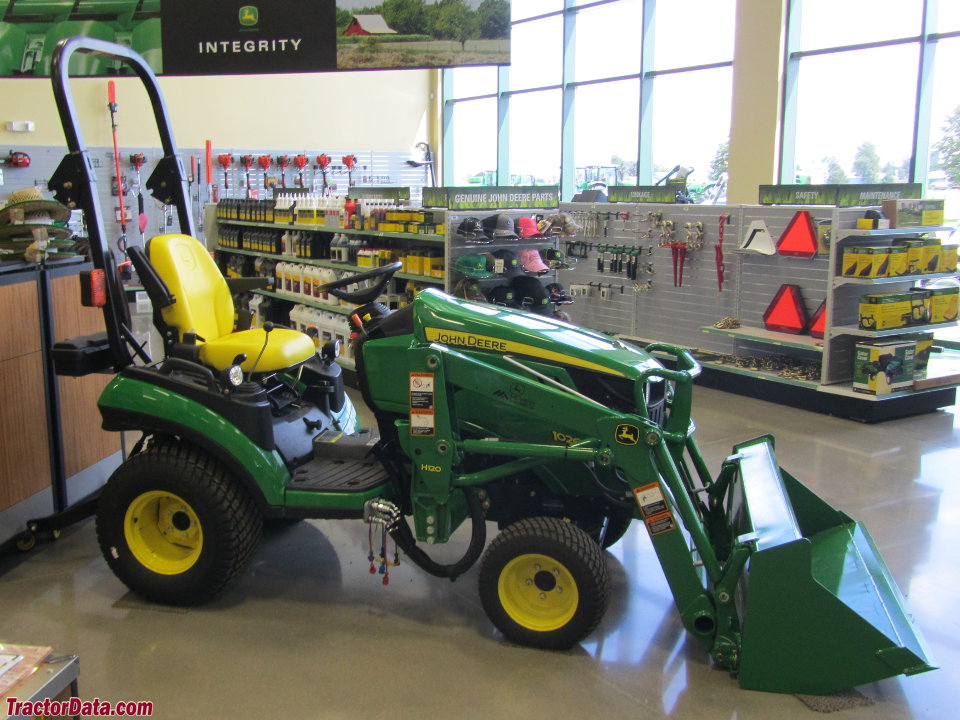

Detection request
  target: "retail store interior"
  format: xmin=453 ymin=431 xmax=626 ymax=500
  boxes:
xmin=1 ymin=1 xmax=959 ymax=718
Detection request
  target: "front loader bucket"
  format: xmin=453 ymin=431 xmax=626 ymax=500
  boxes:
xmin=728 ymin=437 xmax=935 ymax=695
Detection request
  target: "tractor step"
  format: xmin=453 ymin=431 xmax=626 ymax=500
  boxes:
xmin=287 ymin=457 xmax=388 ymax=493
xmin=312 ymin=426 xmax=380 ymax=461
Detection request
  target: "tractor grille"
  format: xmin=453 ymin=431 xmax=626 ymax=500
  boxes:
xmin=568 ymin=368 xmax=667 ymax=428
xmin=646 ymin=380 xmax=666 ymax=427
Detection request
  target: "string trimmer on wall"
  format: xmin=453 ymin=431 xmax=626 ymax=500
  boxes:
xmin=240 ymin=155 xmax=255 ymax=197
xmin=107 ymin=80 xmax=131 ymax=280
xmin=217 ymin=153 xmax=233 ymax=193
xmin=257 ymin=155 xmax=271 ymax=189
xmin=342 ymin=154 xmax=356 ymax=186
xmin=316 ymin=153 xmax=331 ymax=193
xmin=277 ymin=154 xmax=290 ymax=188
xmin=294 ymin=154 xmax=308 ymax=187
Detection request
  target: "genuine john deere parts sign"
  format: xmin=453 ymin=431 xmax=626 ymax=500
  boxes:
xmin=428 ymin=186 xmax=560 ymax=210
xmin=162 ymin=0 xmax=336 ymax=75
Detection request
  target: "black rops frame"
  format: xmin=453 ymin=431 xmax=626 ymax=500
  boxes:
xmin=47 ymin=37 xmax=195 ymax=370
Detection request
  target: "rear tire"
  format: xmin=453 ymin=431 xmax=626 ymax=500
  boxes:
xmin=96 ymin=442 xmax=262 ymax=606
xmin=478 ymin=517 xmax=609 ymax=650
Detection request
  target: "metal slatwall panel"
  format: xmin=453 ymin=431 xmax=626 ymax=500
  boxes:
xmin=735 ymin=206 xmax=830 ymax=360
xmin=559 ymin=202 xmax=741 ymax=354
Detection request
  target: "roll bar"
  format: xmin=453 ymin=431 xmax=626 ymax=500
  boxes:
xmin=47 ymin=38 xmax=195 ymax=369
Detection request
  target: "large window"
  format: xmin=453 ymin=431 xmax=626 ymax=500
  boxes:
xmin=443 ymin=0 xmax=735 ymax=199
xmin=782 ymin=0 xmax=960 ymax=197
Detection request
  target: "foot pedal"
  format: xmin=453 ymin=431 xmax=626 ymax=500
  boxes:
xmin=313 ymin=427 xmax=380 ymax=461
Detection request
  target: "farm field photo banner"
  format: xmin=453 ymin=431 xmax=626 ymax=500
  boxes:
xmin=0 ymin=0 xmax=510 ymax=76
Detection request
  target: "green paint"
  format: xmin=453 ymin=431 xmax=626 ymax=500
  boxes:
xmin=98 ymin=376 xmax=290 ymax=505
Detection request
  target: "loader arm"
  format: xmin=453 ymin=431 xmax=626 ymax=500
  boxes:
xmin=367 ymin=323 xmax=935 ymax=694
xmin=386 ymin=341 xmax=725 ymax=654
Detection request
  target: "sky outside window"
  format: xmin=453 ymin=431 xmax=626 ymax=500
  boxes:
xmin=792 ymin=44 xmax=918 ymax=183
xmin=573 ymin=0 xmax=642 ymax=83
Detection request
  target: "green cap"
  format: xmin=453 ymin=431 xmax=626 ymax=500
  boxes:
xmin=455 ymin=253 xmax=495 ymax=278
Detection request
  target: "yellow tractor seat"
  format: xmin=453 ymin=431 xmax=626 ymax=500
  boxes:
xmin=148 ymin=234 xmax=315 ymax=373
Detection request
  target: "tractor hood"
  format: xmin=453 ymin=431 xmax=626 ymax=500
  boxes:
xmin=412 ymin=288 xmax=661 ymax=379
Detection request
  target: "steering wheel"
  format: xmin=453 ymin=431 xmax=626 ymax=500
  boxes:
xmin=318 ymin=261 xmax=403 ymax=306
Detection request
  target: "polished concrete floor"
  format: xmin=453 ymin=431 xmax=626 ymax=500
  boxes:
xmin=1 ymin=386 xmax=958 ymax=718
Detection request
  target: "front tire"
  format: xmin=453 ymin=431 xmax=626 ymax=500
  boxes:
xmin=478 ymin=517 xmax=609 ymax=650
xmin=96 ymin=442 xmax=262 ymax=606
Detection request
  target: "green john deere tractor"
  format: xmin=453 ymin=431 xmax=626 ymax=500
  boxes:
xmin=47 ymin=38 xmax=933 ymax=695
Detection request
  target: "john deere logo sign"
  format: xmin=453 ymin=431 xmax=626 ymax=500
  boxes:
xmin=615 ymin=424 xmax=640 ymax=445
xmin=239 ymin=6 xmax=259 ymax=26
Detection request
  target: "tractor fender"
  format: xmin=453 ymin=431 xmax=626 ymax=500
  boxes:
xmin=98 ymin=376 xmax=290 ymax=510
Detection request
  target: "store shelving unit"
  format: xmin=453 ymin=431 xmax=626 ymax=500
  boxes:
xmin=820 ymin=216 xmax=957 ymax=396
xmin=559 ymin=201 xmax=958 ymax=421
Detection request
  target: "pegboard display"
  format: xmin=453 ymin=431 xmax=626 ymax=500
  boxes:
xmin=559 ymin=202 xmax=741 ymax=355
xmin=558 ymin=201 xmax=957 ymax=401
xmin=735 ymin=205 xmax=830 ymax=359
xmin=1 ymin=146 xmax=427 ymax=255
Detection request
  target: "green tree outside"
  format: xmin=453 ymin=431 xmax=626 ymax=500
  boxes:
xmin=824 ymin=156 xmax=848 ymax=184
xmin=935 ymin=104 xmax=960 ymax=187
xmin=852 ymin=142 xmax=881 ymax=183
xmin=708 ymin=141 xmax=728 ymax=181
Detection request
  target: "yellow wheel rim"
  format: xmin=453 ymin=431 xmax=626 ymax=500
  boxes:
xmin=124 ymin=491 xmax=203 ymax=575
xmin=497 ymin=553 xmax=579 ymax=632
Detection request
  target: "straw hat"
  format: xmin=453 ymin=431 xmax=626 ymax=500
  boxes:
xmin=0 ymin=187 xmax=73 ymax=241
xmin=0 ymin=187 xmax=72 ymax=226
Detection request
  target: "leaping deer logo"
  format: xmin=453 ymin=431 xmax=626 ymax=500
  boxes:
xmin=616 ymin=424 xmax=640 ymax=445
xmin=239 ymin=6 xmax=259 ymax=26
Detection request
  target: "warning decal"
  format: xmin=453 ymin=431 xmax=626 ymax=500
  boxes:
xmin=634 ymin=483 xmax=667 ymax=518
xmin=410 ymin=372 xmax=435 ymax=436
xmin=645 ymin=513 xmax=676 ymax=536
xmin=411 ymin=413 xmax=435 ymax=436
xmin=410 ymin=372 xmax=435 ymax=410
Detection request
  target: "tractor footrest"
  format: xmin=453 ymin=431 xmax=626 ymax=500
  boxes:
xmin=288 ymin=457 xmax=387 ymax=493
xmin=312 ymin=426 xmax=380 ymax=461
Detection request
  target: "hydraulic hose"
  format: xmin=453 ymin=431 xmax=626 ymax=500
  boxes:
xmin=389 ymin=489 xmax=486 ymax=582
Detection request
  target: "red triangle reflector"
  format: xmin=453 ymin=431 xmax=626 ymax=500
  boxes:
xmin=763 ymin=284 xmax=809 ymax=334
xmin=777 ymin=210 xmax=818 ymax=258
xmin=808 ymin=300 xmax=826 ymax=339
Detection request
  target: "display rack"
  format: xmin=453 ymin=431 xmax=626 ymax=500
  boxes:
xmin=443 ymin=209 xmax=561 ymax=313
xmin=820 ymin=215 xmax=957 ymax=391
xmin=558 ymin=201 xmax=958 ymax=421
